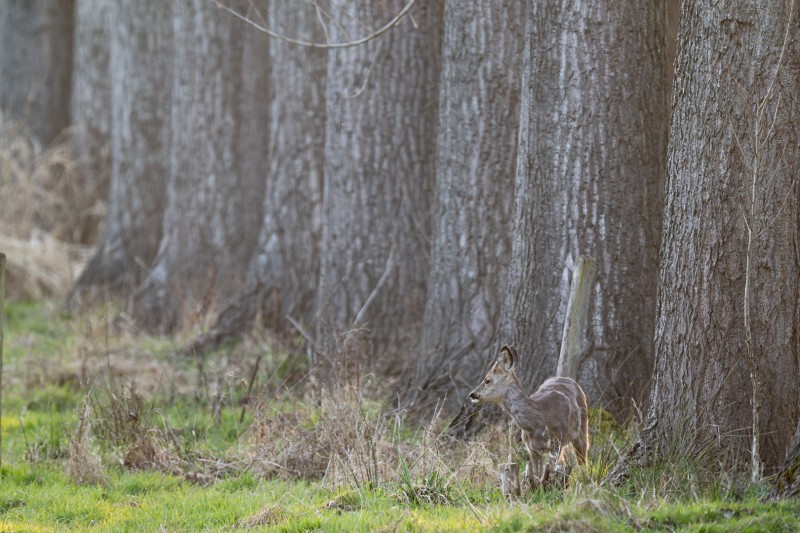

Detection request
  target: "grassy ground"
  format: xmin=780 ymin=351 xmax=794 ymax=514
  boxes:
xmin=1 ymin=302 xmax=799 ymax=532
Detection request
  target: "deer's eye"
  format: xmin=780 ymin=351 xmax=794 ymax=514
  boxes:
xmin=484 ymin=378 xmax=492 ymax=384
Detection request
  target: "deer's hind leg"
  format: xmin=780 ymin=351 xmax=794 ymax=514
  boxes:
xmin=574 ymin=405 xmax=590 ymax=465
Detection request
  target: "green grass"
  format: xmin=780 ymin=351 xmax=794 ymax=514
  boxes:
xmin=1 ymin=301 xmax=800 ymax=531
xmin=1 ymin=465 xmax=798 ymax=532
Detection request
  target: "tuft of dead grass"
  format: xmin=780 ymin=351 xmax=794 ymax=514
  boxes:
xmin=0 ymin=110 xmax=105 ymax=301
xmin=249 ymin=385 xmax=386 ymax=483
xmin=240 ymin=501 xmax=289 ymax=529
xmin=66 ymin=399 xmax=107 ymax=486
xmin=0 ymin=232 xmax=93 ymax=300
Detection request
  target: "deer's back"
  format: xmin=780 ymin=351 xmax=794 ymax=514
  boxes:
xmin=537 ymin=377 xmax=587 ymax=407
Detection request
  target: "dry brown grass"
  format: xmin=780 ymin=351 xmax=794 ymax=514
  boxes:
xmin=0 ymin=232 xmax=93 ymax=301
xmin=247 ymin=381 xmax=505 ymax=493
xmin=66 ymin=399 xmax=108 ymax=486
xmin=0 ymin=110 xmax=105 ymax=301
xmin=33 ymin=312 xmax=508 ymax=494
xmin=240 ymin=500 xmax=289 ymax=529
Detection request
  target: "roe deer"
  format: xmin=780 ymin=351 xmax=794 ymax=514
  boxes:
xmin=469 ymin=345 xmax=589 ymax=487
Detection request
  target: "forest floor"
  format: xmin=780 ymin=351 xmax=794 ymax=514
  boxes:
xmin=1 ymin=301 xmax=799 ymax=532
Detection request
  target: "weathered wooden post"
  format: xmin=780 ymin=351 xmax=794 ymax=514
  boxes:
xmin=0 ymin=252 xmax=5 ymax=469
xmin=500 ymin=462 xmax=520 ymax=498
xmin=557 ymin=256 xmax=596 ymax=379
xmin=499 ymin=419 xmax=520 ymax=498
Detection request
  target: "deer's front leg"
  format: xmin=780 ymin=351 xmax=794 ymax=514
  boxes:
xmin=524 ymin=453 xmax=542 ymax=491
xmin=522 ymin=441 xmax=542 ymax=491
xmin=545 ymin=448 xmax=571 ymax=488
xmin=539 ymin=451 xmax=557 ymax=487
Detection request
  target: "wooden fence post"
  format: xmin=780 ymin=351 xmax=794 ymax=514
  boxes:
xmin=0 ymin=252 xmax=5 ymax=470
xmin=556 ymin=256 xmax=596 ymax=379
xmin=500 ymin=419 xmax=520 ymax=498
xmin=500 ymin=462 xmax=520 ymax=499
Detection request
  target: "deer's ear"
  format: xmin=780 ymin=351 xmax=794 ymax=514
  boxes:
xmin=498 ymin=345 xmax=517 ymax=371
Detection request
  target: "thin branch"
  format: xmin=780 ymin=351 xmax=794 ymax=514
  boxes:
xmin=730 ymin=123 xmax=754 ymax=175
xmin=756 ymin=0 xmax=794 ymax=122
xmin=310 ymin=1 xmax=331 ymax=45
xmin=246 ymin=0 xmax=268 ymax=28
xmin=211 ymin=0 xmax=417 ymax=49
xmin=286 ymin=314 xmax=317 ymax=351
xmin=354 ymin=246 xmax=395 ymax=327
xmin=302 ymin=0 xmax=355 ymax=43
xmin=348 ymin=36 xmax=386 ymax=99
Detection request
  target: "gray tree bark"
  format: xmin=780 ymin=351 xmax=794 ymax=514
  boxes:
xmin=69 ymin=0 xmax=111 ymax=245
xmin=667 ymin=0 xmax=682 ymax=101
xmin=609 ymin=0 xmax=800 ymax=482
xmin=71 ymin=1 xmax=173 ymax=306
xmin=185 ymin=2 xmax=326 ymax=353
xmin=316 ymin=1 xmax=443 ymax=373
xmin=134 ymin=0 xmax=269 ymax=333
xmin=502 ymin=0 xmax=667 ymax=416
xmin=0 ymin=0 xmax=74 ymax=146
xmin=769 ymin=421 xmax=800 ymax=499
xmin=403 ymin=0 xmax=524 ymax=413
xmin=453 ymin=0 xmax=669 ymax=435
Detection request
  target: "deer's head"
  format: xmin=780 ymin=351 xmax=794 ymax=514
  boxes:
xmin=469 ymin=345 xmax=518 ymax=404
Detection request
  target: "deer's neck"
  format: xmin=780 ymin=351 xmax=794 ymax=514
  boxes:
xmin=503 ymin=382 xmax=545 ymax=428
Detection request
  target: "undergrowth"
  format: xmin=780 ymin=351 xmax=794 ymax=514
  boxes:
xmin=0 ymin=112 xmax=99 ymax=301
xmin=1 ymin=301 xmax=799 ymax=531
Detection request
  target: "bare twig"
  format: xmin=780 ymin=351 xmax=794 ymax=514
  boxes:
xmin=286 ymin=314 xmax=317 ymax=351
xmin=240 ymin=355 xmax=262 ymax=423
xmin=353 ymin=246 xmax=395 ymax=327
xmin=211 ymin=0 xmax=418 ymax=49
xmin=348 ymin=36 xmax=386 ymax=99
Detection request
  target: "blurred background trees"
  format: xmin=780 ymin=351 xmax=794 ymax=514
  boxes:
xmin=1 ymin=0 xmax=799 ymax=481
xmin=0 ymin=0 xmax=74 ymax=146
xmin=71 ymin=1 xmax=173 ymax=302
xmin=404 ymin=0 xmax=524 ymax=415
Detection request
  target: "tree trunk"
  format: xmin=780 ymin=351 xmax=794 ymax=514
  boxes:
xmin=402 ymin=0 xmax=524 ymax=413
xmin=70 ymin=1 xmax=173 ymax=308
xmin=133 ymin=0 xmax=269 ymax=333
xmin=609 ymin=0 xmax=800 ymax=482
xmin=666 ymin=0 xmax=682 ymax=102
xmin=185 ymin=2 xmax=326 ymax=353
xmin=0 ymin=0 xmax=74 ymax=146
xmin=316 ymin=1 xmax=443 ymax=373
xmin=478 ymin=0 xmax=667 ymax=424
xmin=769 ymin=421 xmax=800 ymax=499
xmin=69 ymin=0 xmax=111 ymax=245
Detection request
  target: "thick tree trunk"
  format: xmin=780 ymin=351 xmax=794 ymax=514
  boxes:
xmin=185 ymin=2 xmax=326 ymax=353
xmin=609 ymin=0 xmax=800 ymax=482
xmin=70 ymin=1 xmax=173 ymax=307
xmin=134 ymin=0 xmax=269 ymax=333
xmin=769 ymin=421 xmax=800 ymax=499
xmin=316 ymin=1 xmax=443 ymax=373
xmin=403 ymin=0 xmax=524 ymax=413
xmin=0 ymin=0 xmax=74 ymax=145
xmin=666 ymin=0 xmax=682 ymax=101
xmin=465 ymin=0 xmax=668 ymax=427
xmin=69 ymin=0 xmax=111 ymax=245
